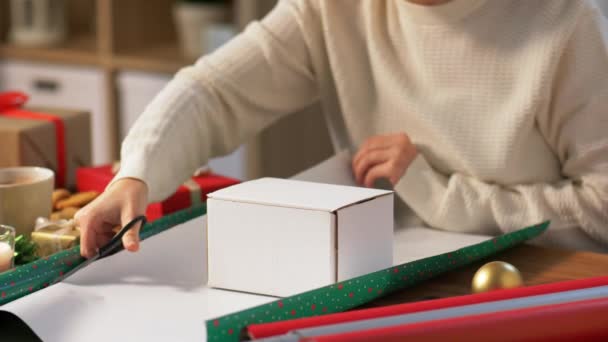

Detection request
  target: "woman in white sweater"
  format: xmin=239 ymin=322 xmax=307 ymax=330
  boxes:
xmin=77 ymin=0 xmax=608 ymax=258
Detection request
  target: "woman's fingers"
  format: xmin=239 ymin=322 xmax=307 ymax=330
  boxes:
xmin=76 ymin=178 xmax=148 ymax=259
xmin=76 ymin=209 xmax=104 ymax=258
xmin=353 ymin=148 xmax=392 ymax=185
xmin=353 ymin=134 xmax=397 ymax=167
xmin=121 ymin=215 xmax=143 ymax=253
xmin=96 ymin=230 xmax=115 ymax=250
xmin=119 ymin=190 xmax=147 ymax=253
xmin=353 ymin=132 xmax=418 ymax=188
xmin=363 ymin=162 xmax=393 ymax=188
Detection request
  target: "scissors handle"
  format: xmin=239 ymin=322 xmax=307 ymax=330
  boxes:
xmin=98 ymin=215 xmax=147 ymax=258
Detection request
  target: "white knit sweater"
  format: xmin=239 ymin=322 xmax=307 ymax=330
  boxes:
xmin=116 ymin=0 xmax=608 ymax=252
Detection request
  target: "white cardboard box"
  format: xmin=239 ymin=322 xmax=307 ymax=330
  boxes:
xmin=207 ymin=177 xmax=394 ymax=297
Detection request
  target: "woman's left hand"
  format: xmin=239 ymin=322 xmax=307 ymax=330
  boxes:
xmin=352 ymin=133 xmax=418 ymax=188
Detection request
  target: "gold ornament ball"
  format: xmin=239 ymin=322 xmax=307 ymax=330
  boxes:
xmin=471 ymin=261 xmax=524 ymax=294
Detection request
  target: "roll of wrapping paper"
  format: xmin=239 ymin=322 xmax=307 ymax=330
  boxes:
xmin=206 ymin=221 xmax=549 ymax=342
xmin=248 ymin=276 xmax=608 ymax=339
xmin=306 ymin=297 xmax=608 ymax=342
xmin=253 ymin=284 xmax=608 ymax=340
xmin=0 ymin=204 xmax=207 ymax=306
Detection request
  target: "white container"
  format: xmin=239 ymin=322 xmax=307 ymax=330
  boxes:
xmin=207 ymin=178 xmax=394 ymax=297
xmin=116 ymin=70 xmax=247 ymax=180
xmin=9 ymin=0 xmax=67 ymax=47
xmin=173 ymin=2 xmax=229 ymax=59
xmin=0 ymin=59 xmax=109 ymax=164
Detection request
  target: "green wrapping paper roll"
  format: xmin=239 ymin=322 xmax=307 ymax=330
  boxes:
xmin=205 ymin=221 xmax=549 ymax=342
xmin=0 ymin=204 xmax=208 ymax=306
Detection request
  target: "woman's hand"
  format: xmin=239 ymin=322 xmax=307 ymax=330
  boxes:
xmin=75 ymin=178 xmax=148 ymax=258
xmin=352 ymin=133 xmax=418 ymax=188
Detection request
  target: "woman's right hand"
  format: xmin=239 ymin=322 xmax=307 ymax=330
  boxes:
xmin=75 ymin=178 xmax=148 ymax=258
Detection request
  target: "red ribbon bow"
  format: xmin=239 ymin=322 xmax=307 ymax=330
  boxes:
xmin=0 ymin=91 xmax=67 ymax=188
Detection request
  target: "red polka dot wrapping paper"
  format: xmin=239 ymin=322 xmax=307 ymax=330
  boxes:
xmin=205 ymin=221 xmax=549 ymax=342
xmin=0 ymin=204 xmax=208 ymax=306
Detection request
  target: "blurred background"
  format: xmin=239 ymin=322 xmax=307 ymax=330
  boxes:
xmin=0 ymin=0 xmax=607 ymax=181
xmin=600 ymin=0 xmax=608 ymax=15
xmin=0 ymin=0 xmax=333 ymax=181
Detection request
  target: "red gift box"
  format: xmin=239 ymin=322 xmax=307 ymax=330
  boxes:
xmin=76 ymin=165 xmax=240 ymax=221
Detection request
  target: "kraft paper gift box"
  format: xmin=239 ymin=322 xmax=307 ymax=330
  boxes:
xmin=0 ymin=92 xmax=91 ymax=189
xmin=206 ymin=177 xmax=394 ymax=297
xmin=77 ymin=165 xmax=240 ymax=221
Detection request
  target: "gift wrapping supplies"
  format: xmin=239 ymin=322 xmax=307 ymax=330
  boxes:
xmin=205 ymin=222 xmax=549 ymax=342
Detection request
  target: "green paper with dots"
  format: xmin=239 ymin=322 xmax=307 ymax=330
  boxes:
xmin=205 ymin=221 xmax=549 ymax=342
xmin=0 ymin=204 xmax=207 ymax=306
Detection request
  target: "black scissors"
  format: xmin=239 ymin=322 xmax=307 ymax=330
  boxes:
xmin=53 ymin=215 xmax=147 ymax=284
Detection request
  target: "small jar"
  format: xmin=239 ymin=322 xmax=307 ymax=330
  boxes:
xmin=0 ymin=225 xmax=15 ymax=272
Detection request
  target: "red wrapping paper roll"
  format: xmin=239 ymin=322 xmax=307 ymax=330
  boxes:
xmin=248 ymin=275 xmax=608 ymax=339
xmin=305 ymin=296 xmax=608 ymax=342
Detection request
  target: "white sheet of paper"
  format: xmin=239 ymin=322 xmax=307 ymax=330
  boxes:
xmin=1 ymin=151 xmax=491 ymax=341
xmin=2 ymin=218 xmax=274 ymax=341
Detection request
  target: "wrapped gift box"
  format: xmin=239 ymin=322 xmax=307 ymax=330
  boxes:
xmin=0 ymin=92 xmax=91 ymax=188
xmin=76 ymin=165 xmax=240 ymax=221
xmin=31 ymin=222 xmax=80 ymax=257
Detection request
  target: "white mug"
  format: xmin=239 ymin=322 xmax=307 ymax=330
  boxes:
xmin=0 ymin=167 xmax=54 ymax=236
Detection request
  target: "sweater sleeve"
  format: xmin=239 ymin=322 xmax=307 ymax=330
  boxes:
xmin=112 ymin=0 xmax=319 ymax=202
xmin=395 ymin=7 xmax=608 ymax=249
